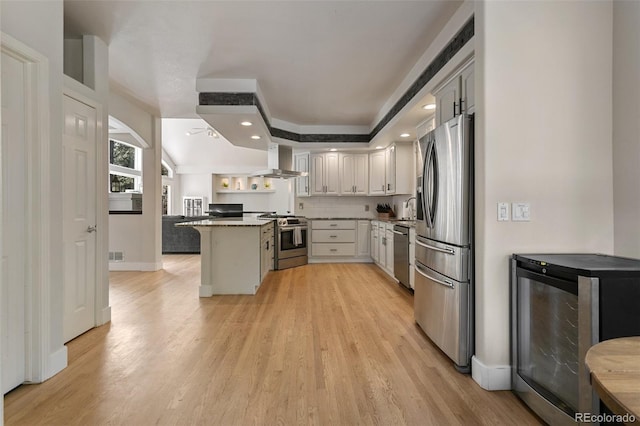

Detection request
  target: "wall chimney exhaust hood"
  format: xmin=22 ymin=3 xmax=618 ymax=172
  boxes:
xmin=251 ymin=144 xmax=307 ymax=179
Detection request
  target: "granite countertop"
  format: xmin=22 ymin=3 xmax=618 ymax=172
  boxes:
xmin=176 ymin=218 xmax=275 ymax=227
xmin=308 ymin=217 xmax=417 ymax=227
xmin=308 ymin=217 xmax=372 ymax=220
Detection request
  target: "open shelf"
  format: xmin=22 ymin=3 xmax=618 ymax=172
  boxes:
xmin=213 ymin=174 xmax=275 ymax=194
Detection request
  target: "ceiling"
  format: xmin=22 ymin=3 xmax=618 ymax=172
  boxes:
xmin=64 ymin=0 xmax=461 ymax=131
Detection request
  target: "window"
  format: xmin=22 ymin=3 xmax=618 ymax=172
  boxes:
xmin=109 ymin=139 xmax=142 ymax=192
xmin=161 ymin=159 xmax=174 ymax=215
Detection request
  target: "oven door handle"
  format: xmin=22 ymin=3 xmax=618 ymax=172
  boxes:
xmin=278 ymin=225 xmax=308 ymax=231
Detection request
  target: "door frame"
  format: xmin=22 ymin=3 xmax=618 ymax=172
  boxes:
xmin=1 ymin=32 xmax=52 ymax=391
xmin=62 ymin=85 xmax=109 ymax=336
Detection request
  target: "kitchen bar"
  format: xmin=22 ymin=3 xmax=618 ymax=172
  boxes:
xmin=177 ymin=217 xmax=275 ymax=296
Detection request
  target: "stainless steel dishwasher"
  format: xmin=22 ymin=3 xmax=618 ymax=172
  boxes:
xmin=393 ymin=224 xmax=410 ymax=289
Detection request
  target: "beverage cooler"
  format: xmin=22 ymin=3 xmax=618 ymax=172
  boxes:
xmin=511 ymin=254 xmax=640 ymax=425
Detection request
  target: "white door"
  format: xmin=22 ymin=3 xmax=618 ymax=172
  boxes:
xmin=323 ymin=152 xmax=340 ymax=195
xmin=385 ymin=145 xmax=396 ymax=194
xmin=294 ymin=153 xmax=309 ymax=197
xmin=309 ymin=154 xmax=325 ymax=195
xmin=339 ymin=153 xmax=355 ymax=195
xmin=353 ymin=154 xmax=369 ymax=195
xmin=62 ymin=95 xmax=97 ymax=342
xmin=368 ymin=150 xmax=386 ymax=195
xmin=2 ymin=51 xmax=27 ymax=394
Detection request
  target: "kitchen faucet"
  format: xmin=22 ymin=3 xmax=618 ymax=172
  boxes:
xmin=403 ymin=196 xmax=416 ymax=219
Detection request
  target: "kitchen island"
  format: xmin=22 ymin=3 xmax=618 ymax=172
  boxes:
xmin=177 ymin=218 xmax=275 ymax=296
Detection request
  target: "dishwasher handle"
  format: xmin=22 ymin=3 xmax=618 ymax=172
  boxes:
xmin=391 ymin=230 xmax=406 ymax=236
xmin=415 ymin=263 xmax=454 ymax=289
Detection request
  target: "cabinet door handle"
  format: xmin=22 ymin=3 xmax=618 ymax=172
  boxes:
xmin=453 ymin=101 xmax=458 ymax=117
xmin=459 ymin=98 xmax=465 ymax=114
xmin=387 ymin=183 xmax=390 ymax=191
xmin=329 ymin=235 xmax=337 ymax=238
xmin=330 ymin=248 xmax=337 ymax=252
xmin=330 ymin=224 xmax=338 ymax=227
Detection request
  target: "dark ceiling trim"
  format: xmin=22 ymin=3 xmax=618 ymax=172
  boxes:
xmin=199 ymin=16 xmax=474 ymax=144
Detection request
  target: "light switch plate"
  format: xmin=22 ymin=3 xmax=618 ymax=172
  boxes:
xmin=497 ymin=202 xmax=509 ymax=221
xmin=512 ymin=202 xmax=530 ymax=221
xmin=298 ymin=202 xmax=304 ymax=210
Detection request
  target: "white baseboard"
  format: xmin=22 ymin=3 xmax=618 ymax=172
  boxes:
xmin=47 ymin=346 xmax=68 ymax=380
xmin=471 ymin=356 xmax=511 ymax=390
xmin=98 ymin=306 xmax=111 ymax=325
xmin=109 ymin=261 xmax=162 ymax=271
xmin=199 ymin=285 xmax=214 ymax=297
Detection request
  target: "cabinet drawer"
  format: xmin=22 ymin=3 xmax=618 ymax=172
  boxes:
xmin=312 ymin=229 xmax=356 ymax=243
xmin=312 ymin=243 xmax=356 ymax=257
xmin=311 ymin=220 xmax=356 ymax=230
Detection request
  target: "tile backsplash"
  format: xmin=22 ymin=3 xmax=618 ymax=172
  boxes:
xmin=294 ymin=195 xmax=414 ymax=219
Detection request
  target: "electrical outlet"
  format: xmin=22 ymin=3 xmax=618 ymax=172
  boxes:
xmin=298 ymin=202 xmax=304 ymax=210
xmin=365 ymin=204 xmax=370 ymax=212
xmin=512 ymin=202 xmax=530 ymax=221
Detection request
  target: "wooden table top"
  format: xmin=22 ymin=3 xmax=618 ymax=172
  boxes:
xmin=585 ymin=337 xmax=640 ymax=425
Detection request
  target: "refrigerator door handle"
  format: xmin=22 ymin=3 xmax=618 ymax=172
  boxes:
xmin=415 ymin=263 xmax=454 ymax=288
xmin=424 ymin=139 xmax=438 ymax=228
xmin=415 ymin=239 xmax=455 ymax=255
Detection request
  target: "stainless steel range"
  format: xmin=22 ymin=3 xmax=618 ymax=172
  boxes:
xmin=259 ymin=214 xmax=308 ymax=270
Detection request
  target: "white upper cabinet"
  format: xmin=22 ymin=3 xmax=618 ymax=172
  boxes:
xmin=385 ymin=145 xmax=396 ymax=194
xmin=294 ymin=152 xmax=310 ymax=197
xmin=339 ymin=153 xmax=368 ymax=195
xmin=460 ymin=62 xmax=475 ymax=115
xmin=310 ymin=152 xmax=339 ymax=195
xmin=434 ymin=61 xmax=474 ymax=126
xmin=369 ymin=150 xmax=386 ymax=195
xmin=435 ymin=77 xmax=459 ymax=126
xmin=369 ymin=143 xmax=413 ymax=196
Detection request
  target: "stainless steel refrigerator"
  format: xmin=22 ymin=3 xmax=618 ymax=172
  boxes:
xmin=414 ymin=114 xmax=473 ymax=372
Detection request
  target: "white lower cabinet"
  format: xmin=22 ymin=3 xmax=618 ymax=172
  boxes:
xmin=371 ymin=222 xmax=379 ymax=262
xmin=356 ymin=220 xmax=370 ymax=257
xmin=310 ymin=219 xmax=372 ymax=262
xmin=385 ymin=225 xmax=394 ymax=276
xmin=260 ymin=222 xmax=275 ymax=282
xmin=371 ymin=220 xmax=396 ymax=280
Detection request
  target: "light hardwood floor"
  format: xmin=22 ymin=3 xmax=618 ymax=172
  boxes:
xmin=5 ymin=256 xmax=541 ymax=425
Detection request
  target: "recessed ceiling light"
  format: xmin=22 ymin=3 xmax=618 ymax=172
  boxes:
xmin=241 ymin=121 xmax=253 ymax=126
xmin=400 ymin=133 xmax=410 ymax=138
xmin=422 ymin=103 xmax=436 ymax=110
xmin=375 ymin=146 xmax=383 ymax=150
xmin=329 ymin=148 xmax=337 ymax=152
xmin=185 ymin=131 xmax=192 ymax=136
xmin=251 ymin=135 xmax=261 ymax=140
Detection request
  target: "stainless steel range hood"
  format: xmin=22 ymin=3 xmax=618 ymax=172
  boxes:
xmin=251 ymin=144 xmax=307 ymax=179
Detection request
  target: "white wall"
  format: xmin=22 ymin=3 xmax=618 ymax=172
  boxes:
xmin=1 ymin=0 xmax=67 ymax=380
xmin=474 ymin=1 xmax=614 ymax=389
xmin=179 ymin=173 xmax=213 ymax=215
xmin=613 ymin=1 xmax=640 ymax=258
xmin=109 ymin=90 xmax=162 ymax=271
